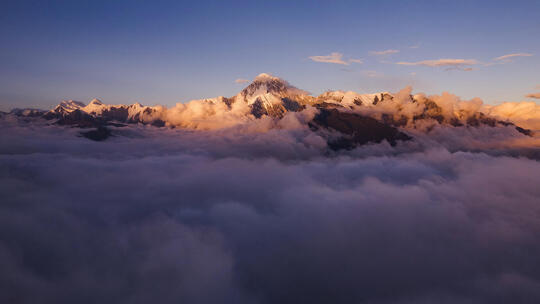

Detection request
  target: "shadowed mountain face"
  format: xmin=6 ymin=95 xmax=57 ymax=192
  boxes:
xmin=310 ymin=108 xmax=412 ymax=150
xmin=6 ymin=73 xmax=535 ymax=148
xmin=80 ymin=126 xmax=112 ymax=141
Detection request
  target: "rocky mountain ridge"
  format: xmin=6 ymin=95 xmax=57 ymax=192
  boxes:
xmin=6 ymin=73 xmax=533 ymax=148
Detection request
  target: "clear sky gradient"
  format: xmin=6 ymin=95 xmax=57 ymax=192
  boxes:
xmin=1 ymin=0 xmax=539 ymax=110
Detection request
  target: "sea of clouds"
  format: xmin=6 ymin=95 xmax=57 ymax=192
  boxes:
xmin=1 ymin=96 xmax=540 ymax=303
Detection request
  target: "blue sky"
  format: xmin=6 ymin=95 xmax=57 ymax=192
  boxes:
xmin=1 ymin=0 xmax=539 ymax=110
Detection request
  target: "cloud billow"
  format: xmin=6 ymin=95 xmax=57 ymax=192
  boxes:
xmin=1 ymin=110 xmax=540 ymax=303
xmin=2 ymin=77 xmax=540 ymax=303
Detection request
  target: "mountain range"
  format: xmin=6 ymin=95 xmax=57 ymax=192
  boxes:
xmin=3 ymin=73 xmax=533 ymax=148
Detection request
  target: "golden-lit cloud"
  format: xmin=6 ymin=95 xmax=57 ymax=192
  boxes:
xmin=370 ymin=49 xmax=400 ymax=55
xmin=309 ymin=52 xmax=349 ymax=65
xmin=397 ymin=58 xmax=478 ymax=67
xmin=308 ymin=53 xmax=363 ymax=65
xmin=494 ymin=53 xmax=533 ymax=61
xmin=235 ymin=78 xmax=250 ymax=84
xmin=526 ymin=93 xmax=540 ymax=99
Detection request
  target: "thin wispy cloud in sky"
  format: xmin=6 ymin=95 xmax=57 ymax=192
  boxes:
xmin=526 ymin=92 xmax=540 ymax=99
xmin=348 ymin=58 xmax=363 ymax=64
xmin=309 ymin=52 xmax=349 ymax=65
xmin=483 ymin=53 xmax=533 ymax=66
xmin=235 ymin=78 xmax=249 ymax=84
xmin=494 ymin=53 xmax=533 ymax=61
xmin=397 ymin=58 xmax=478 ymax=68
xmin=370 ymin=49 xmax=400 ymax=55
xmin=409 ymin=45 xmax=420 ymax=49
xmin=308 ymin=52 xmax=363 ymax=65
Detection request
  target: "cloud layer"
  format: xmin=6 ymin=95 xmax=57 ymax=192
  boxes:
xmin=1 ymin=121 xmax=540 ymax=303
xmin=2 ymin=82 xmax=540 ymax=303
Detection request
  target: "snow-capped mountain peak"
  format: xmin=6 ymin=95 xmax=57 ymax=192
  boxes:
xmin=42 ymin=98 xmax=158 ymax=125
xmin=53 ymin=100 xmax=85 ymax=113
xmin=239 ymin=73 xmax=309 ymax=105
xmin=83 ymin=99 xmax=109 ymax=114
xmin=89 ymin=98 xmax=103 ymax=106
xmin=253 ymin=73 xmax=280 ymax=82
xmin=33 ymin=73 xmax=536 ymax=139
xmin=317 ymin=90 xmax=393 ymax=107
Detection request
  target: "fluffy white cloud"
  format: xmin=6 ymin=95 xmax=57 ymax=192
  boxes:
xmin=483 ymin=101 xmax=540 ymax=130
